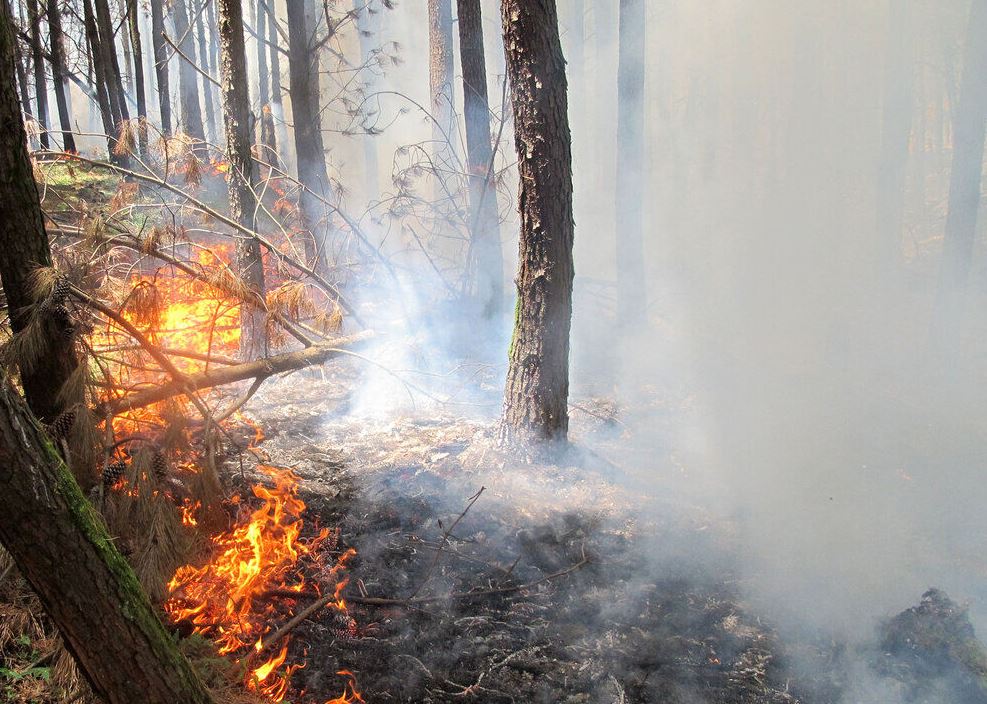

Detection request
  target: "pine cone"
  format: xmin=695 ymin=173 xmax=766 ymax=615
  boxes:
xmin=52 ymin=278 xmax=70 ymax=302
xmin=151 ymin=450 xmax=168 ymax=480
xmin=46 ymin=410 xmax=76 ymax=439
xmin=102 ymin=461 xmax=127 ymax=486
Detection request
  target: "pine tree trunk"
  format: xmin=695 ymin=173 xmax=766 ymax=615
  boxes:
xmin=456 ymin=0 xmax=503 ymax=317
xmin=500 ymin=0 xmax=575 ymax=446
xmin=127 ymin=0 xmax=148 ymax=157
xmin=196 ymin=12 xmax=217 ymax=143
xmin=172 ymin=0 xmax=205 ymax=141
xmin=0 ymin=0 xmax=79 ymax=427
xmin=256 ymin=0 xmax=276 ymax=159
xmin=614 ymin=0 xmax=646 ymax=328
xmin=0 ymin=381 xmax=215 ymax=704
xmin=94 ymin=0 xmax=130 ymax=128
xmin=218 ymin=0 xmax=266 ymax=359
xmin=938 ymin=0 xmax=987 ymax=294
xmin=25 ymin=0 xmax=49 ymax=148
xmin=150 ymin=0 xmax=171 ymax=135
xmin=353 ymin=0 xmax=379 ymax=201
xmin=286 ymin=0 xmax=330 ymax=267
xmin=7 ymin=0 xmax=36 ymax=147
xmin=82 ymin=0 xmax=117 ymax=159
xmin=267 ymin=0 xmax=285 ymax=154
xmin=45 ymin=0 xmax=76 ymax=152
xmin=427 ymin=0 xmax=455 ymax=178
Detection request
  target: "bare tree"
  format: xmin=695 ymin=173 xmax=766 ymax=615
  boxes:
xmin=172 ymin=0 xmax=205 ymax=141
xmin=127 ymin=0 xmax=149 ymax=157
xmin=218 ymin=0 xmax=266 ymax=358
xmin=150 ymin=0 xmax=171 ymax=135
xmin=500 ymin=0 xmax=576 ymax=446
xmin=45 ymin=0 xmax=77 ymax=152
xmin=938 ymin=0 xmax=987 ymax=298
xmin=82 ymin=0 xmax=118 ymax=159
xmin=614 ymin=0 xmax=646 ymax=328
xmin=24 ymin=0 xmax=49 ymax=148
xmin=286 ymin=0 xmax=331 ymax=267
xmin=427 ymin=0 xmax=455 ymax=173
xmin=456 ymin=0 xmax=503 ymax=317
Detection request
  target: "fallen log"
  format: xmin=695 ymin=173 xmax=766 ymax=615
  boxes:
xmin=100 ymin=330 xmax=373 ymax=415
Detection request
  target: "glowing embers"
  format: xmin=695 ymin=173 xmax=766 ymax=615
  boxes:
xmin=165 ymin=467 xmax=358 ymax=702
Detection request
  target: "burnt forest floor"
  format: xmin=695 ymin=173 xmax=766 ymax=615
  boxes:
xmin=215 ymin=357 xmax=919 ymax=704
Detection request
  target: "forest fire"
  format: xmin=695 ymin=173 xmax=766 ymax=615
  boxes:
xmin=165 ymin=466 xmax=358 ymax=702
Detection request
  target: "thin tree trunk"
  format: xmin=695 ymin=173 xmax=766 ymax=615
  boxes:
xmin=150 ymin=0 xmax=171 ymax=134
xmin=456 ymin=0 xmax=503 ymax=317
xmin=25 ymin=0 xmax=49 ymax=148
xmin=45 ymin=0 xmax=76 ymax=152
xmin=171 ymin=0 xmax=204 ymax=141
xmin=256 ymin=0 xmax=275 ymax=158
xmin=614 ymin=0 xmax=646 ymax=328
xmin=499 ymin=0 xmax=575 ymax=446
xmin=938 ymin=0 xmax=987 ymax=298
xmin=286 ymin=0 xmax=330 ymax=267
xmin=218 ymin=0 xmax=266 ymax=359
xmin=876 ymin=0 xmax=914 ymax=268
xmin=427 ymin=0 xmax=455 ymax=179
xmin=267 ymin=0 xmax=285 ymax=157
xmin=7 ymin=0 xmax=36 ymax=147
xmin=195 ymin=9 xmax=216 ymax=142
xmin=83 ymin=0 xmax=117 ymax=158
xmin=127 ymin=0 xmax=148 ymax=156
xmin=94 ymin=0 xmax=130 ymax=128
xmin=353 ymin=0 xmax=379 ymax=201
xmin=0 ymin=386 xmax=215 ymax=704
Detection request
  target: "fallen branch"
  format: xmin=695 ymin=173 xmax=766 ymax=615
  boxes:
xmin=100 ymin=330 xmax=373 ymax=414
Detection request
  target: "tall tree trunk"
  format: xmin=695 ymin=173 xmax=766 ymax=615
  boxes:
xmin=172 ymin=0 xmax=204 ymax=141
xmin=82 ymin=0 xmax=117 ymax=158
xmin=614 ymin=0 xmax=646 ymax=328
xmin=267 ymin=0 xmax=285 ymax=157
xmin=286 ymin=0 xmax=330 ymax=267
xmin=7 ymin=0 xmax=36 ymax=147
xmin=218 ymin=0 xmax=266 ymax=359
xmin=938 ymin=0 xmax=987 ymax=298
xmin=499 ymin=0 xmax=575 ymax=446
xmin=196 ymin=10 xmax=217 ymax=143
xmin=25 ymin=0 xmax=49 ymax=148
xmin=45 ymin=0 xmax=76 ymax=152
xmin=127 ymin=0 xmax=148 ymax=157
xmin=150 ymin=0 xmax=171 ymax=135
xmin=255 ymin=0 xmax=275 ymax=158
xmin=94 ymin=0 xmax=130 ymax=129
xmin=353 ymin=0 xmax=379 ymax=201
xmin=875 ymin=0 xmax=914 ymax=268
xmin=427 ymin=0 xmax=455 ymax=171
xmin=0 ymin=0 xmax=78 ymax=427
xmin=456 ymin=0 xmax=503 ymax=317
xmin=0 ymin=383 xmax=215 ymax=704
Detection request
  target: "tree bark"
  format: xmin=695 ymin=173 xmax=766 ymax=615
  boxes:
xmin=353 ymin=0 xmax=379 ymax=201
xmin=150 ymin=0 xmax=171 ymax=135
xmin=427 ymin=0 xmax=455 ymax=177
xmin=94 ymin=0 xmax=130 ymax=128
xmin=614 ymin=0 xmax=646 ymax=328
xmin=82 ymin=0 xmax=118 ymax=159
xmin=286 ymin=0 xmax=330 ymax=267
xmin=0 ymin=0 xmax=79 ymax=426
xmin=127 ymin=0 xmax=149 ymax=157
xmin=7 ymin=0 xmax=36 ymax=148
xmin=45 ymin=0 xmax=76 ymax=152
xmin=218 ymin=0 xmax=266 ymax=359
xmin=499 ymin=0 xmax=575 ymax=445
xmin=456 ymin=0 xmax=503 ymax=317
xmin=172 ymin=0 xmax=205 ymax=141
xmin=0 ymin=380 xmax=214 ymax=704
xmin=938 ymin=0 xmax=987 ymax=296
xmin=24 ymin=0 xmax=49 ymax=148
xmin=196 ymin=8 xmax=217 ymax=142
xmin=267 ymin=0 xmax=285 ymax=155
